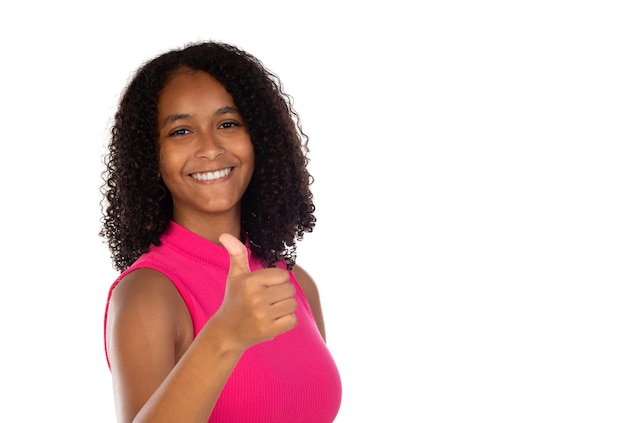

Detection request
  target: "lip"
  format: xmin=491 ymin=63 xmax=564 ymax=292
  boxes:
xmin=190 ymin=167 xmax=233 ymax=181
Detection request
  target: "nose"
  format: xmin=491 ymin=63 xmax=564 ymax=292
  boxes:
xmin=195 ymin=130 xmax=225 ymax=160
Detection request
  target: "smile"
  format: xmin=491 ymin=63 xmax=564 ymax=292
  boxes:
xmin=191 ymin=167 xmax=232 ymax=181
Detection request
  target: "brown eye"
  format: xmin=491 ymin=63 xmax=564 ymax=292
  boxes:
xmin=219 ymin=121 xmax=239 ymax=129
xmin=169 ymin=128 xmax=190 ymax=136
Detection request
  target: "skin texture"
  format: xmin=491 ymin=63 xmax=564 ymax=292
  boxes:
xmin=105 ymin=68 xmax=327 ymax=423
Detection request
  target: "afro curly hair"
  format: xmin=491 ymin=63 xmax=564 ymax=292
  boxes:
xmin=100 ymin=41 xmax=316 ymax=272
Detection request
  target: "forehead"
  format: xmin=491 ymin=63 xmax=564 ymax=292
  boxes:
xmin=158 ymin=69 xmax=234 ymax=111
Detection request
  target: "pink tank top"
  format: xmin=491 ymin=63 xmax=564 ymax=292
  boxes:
xmin=104 ymin=222 xmax=342 ymax=422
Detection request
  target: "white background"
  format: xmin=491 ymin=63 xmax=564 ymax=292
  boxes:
xmin=1 ymin=1 xmax=624 ymax=422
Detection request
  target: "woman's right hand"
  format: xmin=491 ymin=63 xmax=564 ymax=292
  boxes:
xmin=214 ymin=233 xmax=298 ymax=352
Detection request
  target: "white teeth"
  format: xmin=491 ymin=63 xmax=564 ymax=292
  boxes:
xmin=191 ymin=167 xmax=232 ymax=181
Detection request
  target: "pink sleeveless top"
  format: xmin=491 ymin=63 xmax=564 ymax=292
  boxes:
xmin=104 ymin=222 xmax=342 ymax=422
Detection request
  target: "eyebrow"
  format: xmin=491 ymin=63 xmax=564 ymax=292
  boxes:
xmin=161 ymin=113 xmax=192 ymax=128
xmin=160 ymin=106 xmax=240 ymax=129
xmin=215 ymin=106 xmax=239 ymax=115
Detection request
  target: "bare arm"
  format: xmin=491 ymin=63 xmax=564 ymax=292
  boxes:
xmin=292 ymin=264 xmax=327 ymax=342
xmin=106 ymin=268 xmax=243 ymax=423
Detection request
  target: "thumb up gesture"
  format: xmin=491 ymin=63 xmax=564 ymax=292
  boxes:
xmin=214 ymin=233 xmax=298 ymax=352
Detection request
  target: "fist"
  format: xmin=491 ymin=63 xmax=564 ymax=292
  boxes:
xmin=215 ymin=233 xmax=298 ymax=351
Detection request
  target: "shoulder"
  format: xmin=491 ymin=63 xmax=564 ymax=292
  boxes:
xmin=292 ymin=264 xmax=319 ymax=297
xmin=109 ymin=268 xmax=184 ymax=316
xmin=292 ymin=264 xmax=327 ymax=341
xmin=106 ymin=268 xmax=193 ymax=360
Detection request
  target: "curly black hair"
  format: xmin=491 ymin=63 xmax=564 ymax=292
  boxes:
xmin=100 ymin=41 xmax=316 ymax=272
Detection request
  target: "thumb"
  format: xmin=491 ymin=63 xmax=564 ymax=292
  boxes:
xmin=219 ymin=233 xmax=251 ymax=277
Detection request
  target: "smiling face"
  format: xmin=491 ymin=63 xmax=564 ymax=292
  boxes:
xmin=157 ymin=68 xmax=254 ymax=236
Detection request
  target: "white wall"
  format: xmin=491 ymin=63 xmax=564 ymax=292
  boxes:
xmin=1 ymin=1 xmax=624 ymax=421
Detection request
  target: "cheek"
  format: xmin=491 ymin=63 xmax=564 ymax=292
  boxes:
xmin=158 ymin=145 xmax=182 ymax=171
xmin=157 ymin=156 xmax=169 ymax=176
xmin=157 ymin=153 xmax=181 ymax=187
xmin=239 ymin=139 xmax=255 ymax=164
xmin=243 ymin=149 xmax=255 ymax=180
xmin=248 ymin=147 xmax=255 ymax=167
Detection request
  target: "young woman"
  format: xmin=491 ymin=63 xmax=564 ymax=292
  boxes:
xmin=100 ymin=41 xmax=342 ymax=423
